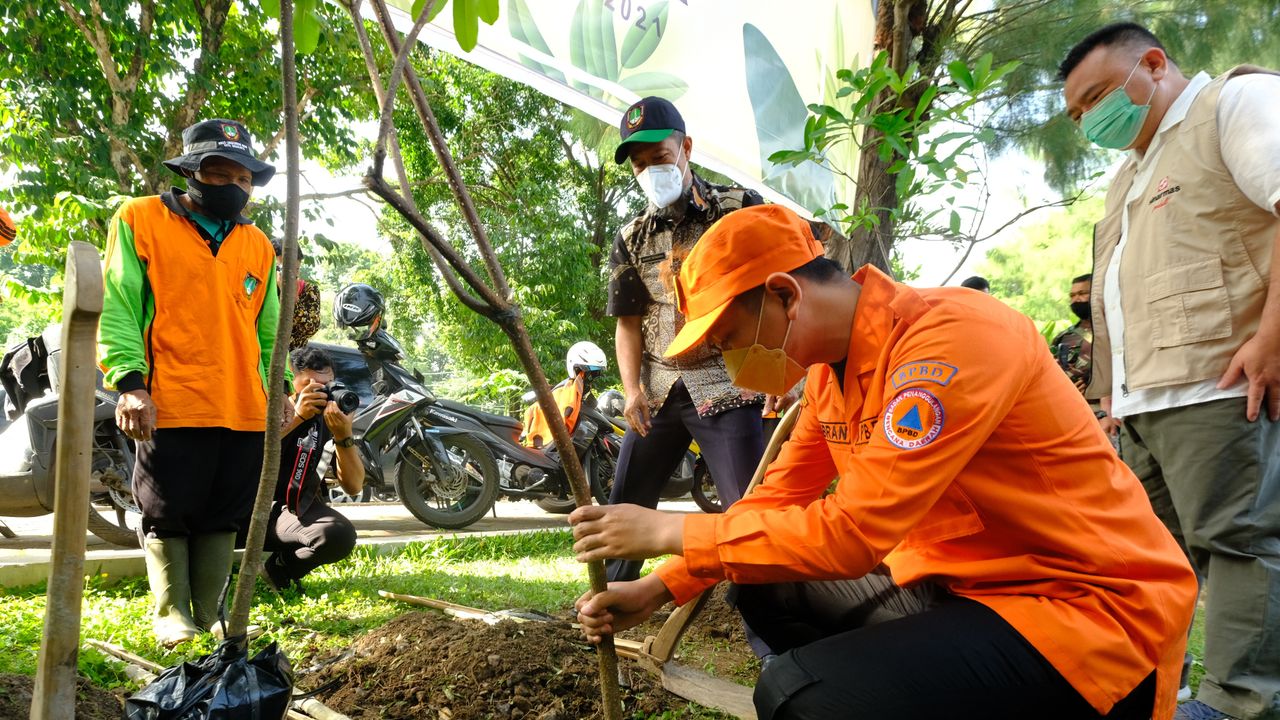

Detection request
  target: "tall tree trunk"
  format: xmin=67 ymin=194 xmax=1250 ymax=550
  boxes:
xmin=837 ymin=0 xmax=925 ymax=276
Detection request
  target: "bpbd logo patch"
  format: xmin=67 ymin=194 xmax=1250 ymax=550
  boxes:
xmin=243 ymin=273 xmax=260 ymax=297
xmin=891 ymin=360 xmax=957 ymax=390
xmin=882 ymin=388 xmax=945 ymax=450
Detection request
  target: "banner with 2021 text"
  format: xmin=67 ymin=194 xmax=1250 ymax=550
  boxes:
xmin=379 ymin=0 xmax=874 ymax=215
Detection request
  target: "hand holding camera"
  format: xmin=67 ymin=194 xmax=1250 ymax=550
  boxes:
xmin=293 ymin=380 xmax=328 ymax=421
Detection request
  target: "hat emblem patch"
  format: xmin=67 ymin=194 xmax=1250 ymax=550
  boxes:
xmin=222 ymin=123 xmax=240 ymax=140
xmin=626 ymin=106 xmax=644 ymax=129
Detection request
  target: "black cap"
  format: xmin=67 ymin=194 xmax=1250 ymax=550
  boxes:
xmin=614 ymin=96 xmax=686 ymax=164
xmin=162 ymin=119 xmax=276 ymax=186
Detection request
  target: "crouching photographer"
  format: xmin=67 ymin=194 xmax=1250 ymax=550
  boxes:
xmin=241 ymin=344 xmax=364 ymax=593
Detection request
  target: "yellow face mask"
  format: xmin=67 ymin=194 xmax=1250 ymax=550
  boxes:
xmin=721 ymin=295 xmax=807 ymax=396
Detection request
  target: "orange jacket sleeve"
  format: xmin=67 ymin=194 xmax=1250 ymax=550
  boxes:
xmin=656 ymin=387 xmax=838 ymax=603
xmin=677 ymin=304 xmax=1034 ymax=587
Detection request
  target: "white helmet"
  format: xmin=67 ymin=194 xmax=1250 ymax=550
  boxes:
xmin=566 ymin=341 xmax=608 ymax=378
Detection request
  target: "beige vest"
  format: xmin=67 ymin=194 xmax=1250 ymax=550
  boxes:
xmin=1087 ymin=66 xmax=1280 ymax=400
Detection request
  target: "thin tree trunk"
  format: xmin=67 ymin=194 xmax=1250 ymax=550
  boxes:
xmin=227 ymin=0 xmax=301 ymax=643
xmin=355 ymin=3 xmax=623 ymax=713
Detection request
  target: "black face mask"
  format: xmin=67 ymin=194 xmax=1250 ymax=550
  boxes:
xmin=1071 ymin=301 xmax=1091 ymax=321
xmin=187 ymin=177 xmax=250 ymax=221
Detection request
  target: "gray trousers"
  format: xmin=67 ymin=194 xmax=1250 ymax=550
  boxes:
xmin=1121 ymin=397 xmax=1280 ymax=719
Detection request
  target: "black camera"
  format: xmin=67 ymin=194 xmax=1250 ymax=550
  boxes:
xmin=324 ymin=381 xmax=360 ymax=414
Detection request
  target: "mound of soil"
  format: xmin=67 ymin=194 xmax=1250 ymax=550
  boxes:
xmin=306 ymin=612 xmax=679 ymax=719
xmin=0 ymin=673 xmax=122 ymax=720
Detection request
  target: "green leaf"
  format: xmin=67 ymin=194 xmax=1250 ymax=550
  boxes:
xmin=618 ymin=71 xmax=688 ymax=100
xmin=454 ymin=0 xmax=480 ymax=51
xmin=412 ymin=0 xmax=451 ymax=21
xmin=619 ymin=0 xmax=666 ymax=69
xmin=912 ymin=84 xmax=938 ymax=121
xmin=294 ymin=0 xmax=321 ymax=55
xmin=260 ymin=0 xmax=280 ymax=19
xmin=946 ymin=60 xmax=974 ymax=92
xmin=478 ymin=0 xmax=500 ymax=24
xmin=949 ymin=210 xmax=961 ymax=235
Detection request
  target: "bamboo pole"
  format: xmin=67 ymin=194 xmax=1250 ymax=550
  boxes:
xmin=30 ymin=242 xmax=104 ymax=720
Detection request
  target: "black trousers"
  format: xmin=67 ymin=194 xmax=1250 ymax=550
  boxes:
xmin=133 ymin=427 xmax=263 ymax=537
xmin=745 ymin=582 xmax=1156 ymax=720
xmin=606 ymin=380 xmax=765 ymax=582
xmin=263 ymin=501 xmax=357 ymax=583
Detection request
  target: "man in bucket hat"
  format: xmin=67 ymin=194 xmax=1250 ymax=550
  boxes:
xmin=99 ymin=119 xmax=279 ymax=646
xmin=571 ymin=204 xmax=1197 ymax=719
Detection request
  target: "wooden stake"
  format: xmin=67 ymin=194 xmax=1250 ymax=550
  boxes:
xmin=30 ymin=241 xmax=104 ymax=720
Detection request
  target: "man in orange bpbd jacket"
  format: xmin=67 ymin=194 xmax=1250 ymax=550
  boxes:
xmin=570 ymin=204 xmax=1198 ymax=720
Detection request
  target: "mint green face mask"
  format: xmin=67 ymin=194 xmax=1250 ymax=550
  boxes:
xmin=1081 ymin=58 xmax=1157 ymax=150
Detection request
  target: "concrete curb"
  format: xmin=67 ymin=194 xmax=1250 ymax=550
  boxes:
xmin=0 ymin=525 xmax=568 ymax=590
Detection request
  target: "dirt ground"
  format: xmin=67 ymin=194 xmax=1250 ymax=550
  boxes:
xmin=305 ymin=585 xmax=759 ymax=719
xmin=0 ymin=673 xmax=123 ymax=720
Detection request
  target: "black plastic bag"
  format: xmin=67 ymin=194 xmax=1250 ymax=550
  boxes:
xmin=124 ymin=638 xmax=294 ymax=720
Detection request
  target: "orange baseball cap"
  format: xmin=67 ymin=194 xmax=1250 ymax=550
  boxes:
xmin=665 ymin=204 xmax=824 ymax=357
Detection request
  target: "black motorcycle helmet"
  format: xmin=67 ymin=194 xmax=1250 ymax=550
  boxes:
xmin=334 ymin=283 xmax=384 ymax=331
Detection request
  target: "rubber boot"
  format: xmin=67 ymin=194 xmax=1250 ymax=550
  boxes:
xmin=143 ymin=537 xmax=200 ymax=648
xmin=188 ymin=532 xmax=236 ymax=632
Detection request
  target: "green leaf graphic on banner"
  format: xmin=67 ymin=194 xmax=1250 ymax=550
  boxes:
xmin=508 ymin=0 xmax=566 ymax=83
xmin=478 ymin=0 xmax=499 ymax=24
xmin=569 ymin=0 xmax=590 ymax=92
xmin=618 ymin=71 xmax=687 ymax=100
xmin=583 ymin=0 xmax=619 ymax=82
xmin=619 ymin=0 xmax=667 ymax=69
xmin=742 ymin=22 xmax=834 ymax=212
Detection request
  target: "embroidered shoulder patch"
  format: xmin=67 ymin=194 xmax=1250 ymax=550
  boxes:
xmin=243 ymin=273 xmax=260 ymax=297
xmin=882 ymin=388 xmax=945 ymax=450
xmin=890 ymin=360 xmax=958 ymax=390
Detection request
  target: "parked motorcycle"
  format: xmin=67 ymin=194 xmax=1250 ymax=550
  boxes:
xmin=431 ymin=342 xmax=619 ymax=515
xmin=0 ymin=330 xmax=141 ymax=547
xmin=331 ymin=284 xmax=500 ymax=530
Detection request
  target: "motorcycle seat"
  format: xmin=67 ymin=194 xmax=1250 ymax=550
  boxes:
xmin=436 ymin=398 xmax=523 ymax=432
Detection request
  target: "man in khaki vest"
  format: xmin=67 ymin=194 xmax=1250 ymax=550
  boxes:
xmin=1061 ymin=22 xmax=1280 ymax=720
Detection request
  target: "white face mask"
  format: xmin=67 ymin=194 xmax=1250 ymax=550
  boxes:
xmin=636 ymin=146 xmax=686 ymax=209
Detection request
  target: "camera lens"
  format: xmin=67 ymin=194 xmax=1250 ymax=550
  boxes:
xmin=325 ymin=382 xmax=361 ymax=414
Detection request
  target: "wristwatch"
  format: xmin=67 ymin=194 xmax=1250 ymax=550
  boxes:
xmin=1093 ymin=410 xmax=1109 ymax=419
xmin=335 ymin=436 xmax=356 ymax=448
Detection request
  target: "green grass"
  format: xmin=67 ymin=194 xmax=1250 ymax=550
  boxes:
xmin=0 ymin=530 xmax=589 ymax=691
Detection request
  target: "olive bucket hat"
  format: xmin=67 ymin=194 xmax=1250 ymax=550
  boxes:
xmin=162 ymin=119 xmax=276 ymax=186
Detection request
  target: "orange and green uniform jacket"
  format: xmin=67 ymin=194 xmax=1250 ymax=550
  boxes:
xmin=98 ymin=191 xmax=279 ymax=431
xmin=655 ymin=266 xmax=1198 ymax=720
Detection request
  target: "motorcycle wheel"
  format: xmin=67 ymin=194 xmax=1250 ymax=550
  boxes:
xmin=691 ymin=459 xmax=723 ymax=513
xmin=396 ymin=433 xmax=498 ymax=530
xmin=535 ymin=445 xmax=613 ymax=514
xmin=86 ymin=432 xmax=143 ymax=547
